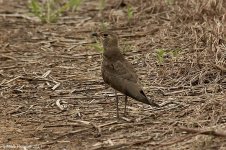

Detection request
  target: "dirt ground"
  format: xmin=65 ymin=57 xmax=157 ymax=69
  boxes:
xmin=1 ymin=0 xmax=226 ymax=149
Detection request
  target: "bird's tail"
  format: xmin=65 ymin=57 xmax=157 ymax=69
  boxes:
xmin=122 ymin=81 xmax=160 ymax=107
xmin=139 ymin=90 xmax=160 ymax=107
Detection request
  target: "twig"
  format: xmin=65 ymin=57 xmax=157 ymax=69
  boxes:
xmin=4 ymin=76 xmax=22 ymax=85
xmin=214 ymin=64 xmax=226 ymax=72
xmin=92 ymin=143 xmax=127 ymax=150
xmin=52 ymin=82 xmax=61 ymax=90
xmin=7 ymin=106 xmax=24 ymax=115
xmin=0 ymin=54 xmax=17 ymax=61
xmin=54 ymin=121 xmax=118 ymax=140
xmin=91 ymin=136 xmax=154 ymax=150
xmin=12 ymin=105 xmax=35 ymax=116
xmin=1 ymin=65 xmax=18 ymax=69
xmin=44 ymin=123 xmax=81 ymax=128
xmin=153 ymin=134 xmax=197 ymax=148
xmin=179 ymin=127 xmax=226 ymax=137
xmin=45 ymin=53 xmax=100 ymax=59
xmin=42 ymin=70 xmax=51 ymax=78
xmin=162 ymin=89 xmax=189 ymax=96
xmin=0 ymin=13 xmax=39 ymax=22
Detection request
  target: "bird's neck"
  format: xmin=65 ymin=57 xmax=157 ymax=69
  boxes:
xmin=103 ymin=46 xmax=123 ymax=60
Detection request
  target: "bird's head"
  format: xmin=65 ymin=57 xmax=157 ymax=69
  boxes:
xmin=92 ymin=31 xmax=119 ymax=49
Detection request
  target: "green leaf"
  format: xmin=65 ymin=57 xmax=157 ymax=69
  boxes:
xmin=127 ymin=5 xmax=133 ymax=20
xmin=68 ymin=0 xmax=83 ymax=11
xmin=156 ymin=49 xmax=166 ymax=64
xmin=29 ymin=0 xmax=42 ymax=17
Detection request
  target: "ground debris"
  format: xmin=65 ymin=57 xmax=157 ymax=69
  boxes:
xmin=1 ymin=0 xmax=226 ymax=149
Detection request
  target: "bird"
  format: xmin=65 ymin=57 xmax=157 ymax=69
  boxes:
xmin=92 ymin=31 xmax=160 ymax=118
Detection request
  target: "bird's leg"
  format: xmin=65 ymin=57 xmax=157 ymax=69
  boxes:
xmin=124 ymin=95 xmax=128 ymax=116
xmin=115 ymin=90 xmax=119 ymax=119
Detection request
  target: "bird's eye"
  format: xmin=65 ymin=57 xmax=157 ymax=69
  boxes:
xmin=103 ymin=33 xmax=108 ymax=37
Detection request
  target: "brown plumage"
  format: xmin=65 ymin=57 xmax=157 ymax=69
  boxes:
xmin=92 ymin=31 xmax=159 ymax=118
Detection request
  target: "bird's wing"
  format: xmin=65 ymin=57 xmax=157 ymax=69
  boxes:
xmin=110 ymin=59 xmax=138 ymax=82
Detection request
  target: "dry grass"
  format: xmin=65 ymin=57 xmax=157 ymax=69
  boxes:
xmin=0 ymin=0 xmax=226 ymax=149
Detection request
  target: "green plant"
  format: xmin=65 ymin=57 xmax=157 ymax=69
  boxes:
xmin=127 ymin=5 xmax=134 ymax=22
xmin=68 ymin=0 xmax=83 ymax=12
xmin=90 ymin=42 xmax=104 ymax=53
xmin=156 ymin=49 xmax=180 ymax=64
xmin=29 ymin=0 xmax=83 ymax=23
xmin=165 ymin=0 xmax=174 ymax=5
xmin=156 ymin=49 xmax=166 ymax=64
xmin=170 ymin=49 xmax=180 ymax=57
xmin=99 ymin=0 xmax=105 ymax=12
